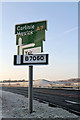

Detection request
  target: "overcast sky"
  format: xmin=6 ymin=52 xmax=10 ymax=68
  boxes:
xmin=0 ymin=2 xmax=78 ymax=81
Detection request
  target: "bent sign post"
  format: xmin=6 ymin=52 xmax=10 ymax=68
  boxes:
xmin=14 ymin=20 xmax=48 ymax=113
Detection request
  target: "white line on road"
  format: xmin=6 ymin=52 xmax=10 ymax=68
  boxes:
xmin=65 ymin=100 xmax=80 ymax=104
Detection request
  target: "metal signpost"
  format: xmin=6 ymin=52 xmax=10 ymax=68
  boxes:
xmin=29 ymin=65 xmax=33 ymax=113
xmin=14 ymin=20 xmax=48 ymax=113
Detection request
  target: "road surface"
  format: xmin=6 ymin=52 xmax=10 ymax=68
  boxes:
xmin=1 ymin=87 xmax=80 ymax=116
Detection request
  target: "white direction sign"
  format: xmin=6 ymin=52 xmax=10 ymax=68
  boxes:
xmin=24 ymin=47 xmax=41 ymax=55
xmin=23 ymin=54 xmax=46 ymax=63
xmin=17 ymin=37 xmax=42 ymax=55
xmin=14 ymin=54 xmax=48 ymax=65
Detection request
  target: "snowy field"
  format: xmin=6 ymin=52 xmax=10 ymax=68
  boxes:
xmin=0 ymin=90 xmax=80 ymax=119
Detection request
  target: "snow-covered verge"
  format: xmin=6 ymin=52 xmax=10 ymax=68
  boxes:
xmin=0 ymin=90 xmax=80 ymax=119
xmin=0 ymin=89 xmax=2 ymax=119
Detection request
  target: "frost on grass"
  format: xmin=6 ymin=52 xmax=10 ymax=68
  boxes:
xmin=0 ymin=89 xmax=2 ymax=119
xmin=0 ymin=90 xmax=79 ymax=118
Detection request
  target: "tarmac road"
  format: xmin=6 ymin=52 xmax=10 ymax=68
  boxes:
xmin=2 ymin=87 xmax=80 ymax=116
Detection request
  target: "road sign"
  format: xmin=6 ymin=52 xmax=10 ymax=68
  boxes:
xmin=16 ymin=21 xmax=47 ymax=55
xmin=14 ymin=20 xmax=48 ymax=114
xmin=15 ymin=20 xmax=47 ymax=35
xmin=17 ymin=41 xmax=43 ymax=55
xmin=14 ymin=54 xmax=48 ymax=65
xmin=24 ymin=47 xmax=41 ymax=55
xmin=16 ymin=30 xmax=45 ymax=45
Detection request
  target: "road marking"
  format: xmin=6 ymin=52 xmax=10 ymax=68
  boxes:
xmin=17 ymin=55 xmax=21 ymax=64
xmin=65 ymin=100 xmax=80 ymax=104
xmin=18 ymin=43 xmax=35 ymax=55
xmin=18 ymin=37 xmax=22 ymax=46
xmin=22 ymin=43 xmax=35 ymax=49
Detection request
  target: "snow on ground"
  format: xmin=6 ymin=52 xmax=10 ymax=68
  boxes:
xmin=0 ymin=90 xmax=80 ymax=119
xmin=0 ymin=89 xmax=2 ymax=119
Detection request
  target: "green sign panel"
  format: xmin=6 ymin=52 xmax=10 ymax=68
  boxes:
xmin=16 ymin=30 xmax=45 ymax=45
xmin=17 ymin=41 xmax=43 ymax=55
xmin=15 ymin=20 xmax=47 ymax=35
xmin=15 ymin=20 xmax=47 ymax=55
